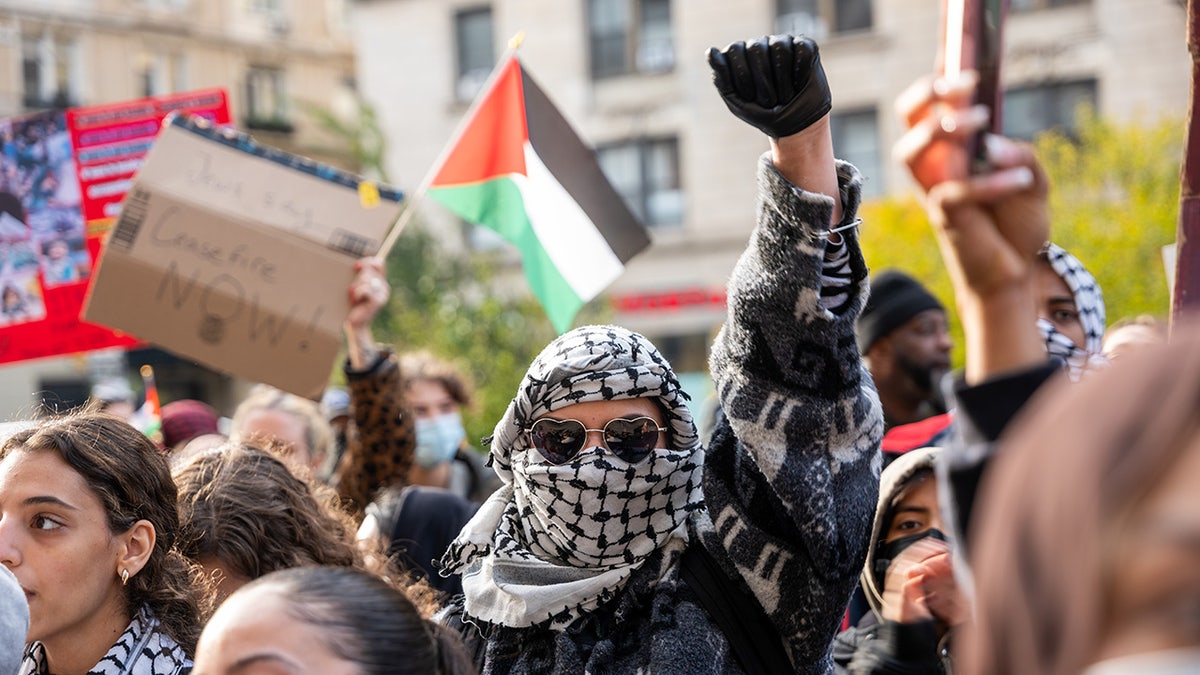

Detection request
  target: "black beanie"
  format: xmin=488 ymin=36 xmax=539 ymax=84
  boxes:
xmin=857 ymin=270 xmax=944 ymax=352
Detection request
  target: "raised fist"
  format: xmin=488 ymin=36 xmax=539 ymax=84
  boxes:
xmin=707 ymin=35 xmax=831 ymax=138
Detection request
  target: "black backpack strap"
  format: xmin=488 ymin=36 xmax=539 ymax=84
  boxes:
xmin=679 ymin=542 xmax=792 ymax=674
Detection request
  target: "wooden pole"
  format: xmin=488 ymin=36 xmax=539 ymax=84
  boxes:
xmin=1171 ymin=0 xmax=1200 ymax=323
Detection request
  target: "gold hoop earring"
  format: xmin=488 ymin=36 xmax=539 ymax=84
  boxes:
xmin=120 ymin=568 xmax=130 ymax=586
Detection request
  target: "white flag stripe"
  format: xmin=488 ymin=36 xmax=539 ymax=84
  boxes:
xmin=516 ymin=142 xmax=624 ymax=301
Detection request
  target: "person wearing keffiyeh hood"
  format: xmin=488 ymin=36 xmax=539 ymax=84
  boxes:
xmin=437 ymin=34 xmax=882 ymax=674
xmin=1035 ymin=242 xmax=1107 ymax=380
xmin=834 ymin=447 xmax=967 ymax=674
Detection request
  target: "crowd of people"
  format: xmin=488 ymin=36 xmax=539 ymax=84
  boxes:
xmin=0 ymin=32 xmax=1195 ymax=675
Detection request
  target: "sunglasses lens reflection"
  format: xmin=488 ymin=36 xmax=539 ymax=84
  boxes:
xmin=530 ymin=419 xmax=586 ymax=464
xmin=529 ymin=417 xmax=662 ymax=465
xmin=604 ymin=418 xmax=659 ymax=463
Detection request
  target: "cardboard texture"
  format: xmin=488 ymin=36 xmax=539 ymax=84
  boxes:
xmin=84 ymin=118 xmax=403 ymax=398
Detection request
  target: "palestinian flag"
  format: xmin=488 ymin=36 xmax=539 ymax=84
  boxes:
xmin=136 ymin=364 xmax=163 ymax=448
xmin=428 ymin=56 xmax=651 ymax=333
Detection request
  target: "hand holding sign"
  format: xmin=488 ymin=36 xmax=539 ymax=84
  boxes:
xmin=85 ymin=116 xmax=404 ymax=398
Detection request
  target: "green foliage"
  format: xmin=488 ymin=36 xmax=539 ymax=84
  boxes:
xmin=374 ymin=225 xmax=560 ymax=448
xmin=859 ymin=111 xmax=1184 ymax=368
xmin=857 ymin=197 xmax=965 ymax=364
xmin=303 ymin=96 xmax=573 ymax=444
xmin=298 ymin=96 xmax=391 ymax=181
xmin=1036 ymin=111 xmax=1182 ymax=324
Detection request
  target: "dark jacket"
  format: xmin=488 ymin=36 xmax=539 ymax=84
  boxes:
xmin=368 ymin=485 xmax=479 ymax=596
xmin=446 ymin=157 xmax=882 ymax=674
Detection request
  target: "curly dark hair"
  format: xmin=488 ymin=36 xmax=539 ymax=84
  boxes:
xmin=174 ymin=443 xmax=364 ymax=581
xmin=1 ymin=413 xmax=209 ymax=654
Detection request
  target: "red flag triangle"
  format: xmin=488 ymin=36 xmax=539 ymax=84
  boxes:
xmin=431 ymin=57 xmax=529 ymax=187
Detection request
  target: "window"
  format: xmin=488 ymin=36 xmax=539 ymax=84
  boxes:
xmin=1011 ymin=0 xmax=1087 ymax=11
xmin=1002 ymin=79 xmax=1097 ymax=140
xmin=245 ymin=66 xmax=292 ymax=132
xmin=588 ymin=0 xmax=673 ymax=79
xmin=138 ymin=52 xmax=187 ymax=98
xmin=775 ymin=0 xmax=872 ymax=38
xmin=455 ymin=7 xmax=494 ymax=101
xmin=22 ymin=34 xmax=82 ymax=110
xmin=830 ymin=108 xmax=882 ymax=198
xmin=247 ymin=0 xmax=288 ymax=34
xmin=597 ymin=137 xmax=683 ymax=227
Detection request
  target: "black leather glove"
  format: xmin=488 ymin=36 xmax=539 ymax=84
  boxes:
xmin=707 ymin=35 xmax=831 ymax=139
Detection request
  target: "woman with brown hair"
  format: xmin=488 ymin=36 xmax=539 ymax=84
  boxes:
xmin=173 ymin=443 xmax=374 ymax=604
xmin=0 ymin=413 xmax=207 ymax=674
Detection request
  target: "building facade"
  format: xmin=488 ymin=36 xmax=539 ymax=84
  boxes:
xmin=350 ymin=0 xmax=1189 ymax=390
xmin=0 ymin=0 xmax=357 ymax=417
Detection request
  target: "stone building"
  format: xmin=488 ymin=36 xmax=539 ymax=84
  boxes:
xmin=0 ymin=0 xmax=357 ymax=416
xmin=350 ymin=0 xmax=1189 ymax=392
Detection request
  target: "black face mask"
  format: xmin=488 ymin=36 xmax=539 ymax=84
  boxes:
xmin=873 ymin=528 xmax=948 ymax=593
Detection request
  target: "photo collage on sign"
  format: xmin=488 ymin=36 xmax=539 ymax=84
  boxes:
xmin=0 ymin=111 xmax=89 ymax=327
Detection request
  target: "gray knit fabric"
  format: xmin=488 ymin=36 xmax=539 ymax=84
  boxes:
xmin=446 ymin=154 xmax=882 ymax=674
xmin=0 ymin=565 xmax=28 ymax=675
xmin=701 ymin=155 xmax=883 ymax=674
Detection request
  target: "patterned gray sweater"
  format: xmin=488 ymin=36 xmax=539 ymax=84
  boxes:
xmin=457 ymin=155 xmax=883 ymax=674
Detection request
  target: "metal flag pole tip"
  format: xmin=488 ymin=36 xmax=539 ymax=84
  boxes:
xmin=509 ymin=31 xmax=526 ymax=50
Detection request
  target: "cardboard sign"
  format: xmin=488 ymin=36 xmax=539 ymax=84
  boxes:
xmin=84 ymin=115 xmax=403 ymax=398
xmin=0 ymin=90 xmax=231 ymax=366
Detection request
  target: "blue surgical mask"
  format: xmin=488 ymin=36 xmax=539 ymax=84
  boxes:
xmin=414 ymin=411 xmax=466 ymax=468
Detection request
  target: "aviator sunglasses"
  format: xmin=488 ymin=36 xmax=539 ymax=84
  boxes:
xmin=527 ymin=416 xmax=668 ymax=465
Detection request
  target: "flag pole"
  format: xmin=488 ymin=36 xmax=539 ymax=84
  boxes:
xmin=1171 ymin=0 xmax=1200 ymax=326
xmin=375 ymin=31 xmax=527 ymax=259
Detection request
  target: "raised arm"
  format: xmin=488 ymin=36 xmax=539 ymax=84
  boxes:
xmin=329 ymin=257 xmax=415 ymax=517
xmin=894 ymin=73 xmax=1047 ymax=383
xmin=702 ymin=35 xmax=884 ymax=673
xmin=894 ymin=73 xmax=1059 ymax=561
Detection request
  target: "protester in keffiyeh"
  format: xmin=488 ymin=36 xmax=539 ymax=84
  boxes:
xmin=438 ymin=35 xmax=882 ymax=674
xmin=1036 ymin=242 xmax=1107 ymax=380
xmin=441 ymin=325 xmax=706 ymax=631
xmin=0 ymin=414 xmax=205 ymax=675
xmin=893 ymin=62 xmax=1200 ymax=675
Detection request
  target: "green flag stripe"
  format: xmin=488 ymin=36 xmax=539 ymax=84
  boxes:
xmin=429 ymin=177 xmax=584 ymax=333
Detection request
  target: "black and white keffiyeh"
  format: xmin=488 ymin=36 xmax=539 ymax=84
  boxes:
xmin=439 ymin=325 xmax=704 ymax=630
xmin=1039 ymin=242 xmax=1107 ymax=380
xmin=21 ymin=605 xmax=191 ymax=675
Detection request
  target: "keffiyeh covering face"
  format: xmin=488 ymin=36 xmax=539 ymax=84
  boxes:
xmin=1039 ymin=243 xmax=1107 ymax=380
xmin=439 ymin=325 xmax=704 ymax=630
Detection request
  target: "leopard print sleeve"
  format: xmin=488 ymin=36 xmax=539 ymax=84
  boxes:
xmin=330 ymin=348 xmax=414 ymax=517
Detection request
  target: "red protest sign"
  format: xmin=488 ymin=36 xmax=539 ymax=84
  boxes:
xmin=0 ymin=89 xmax=230 ymax=366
